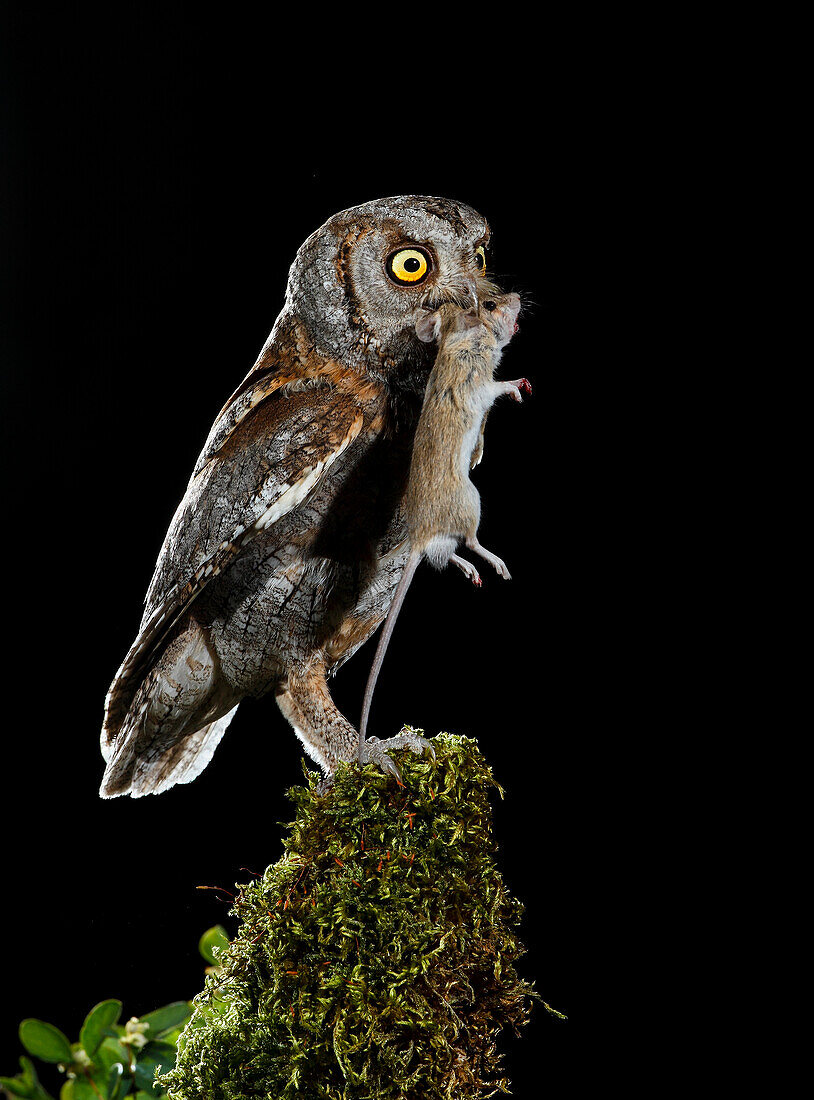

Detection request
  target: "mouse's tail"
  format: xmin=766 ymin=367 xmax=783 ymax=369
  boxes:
xmin=358 ymin=551 xmax=421 ymax=762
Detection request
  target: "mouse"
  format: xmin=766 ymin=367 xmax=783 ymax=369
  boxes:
xmin=358 ymin=292 xmax=531 ymax=760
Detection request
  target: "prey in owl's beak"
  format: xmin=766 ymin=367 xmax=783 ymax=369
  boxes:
xmin=419 ymin=273 xmax=502 ymax=316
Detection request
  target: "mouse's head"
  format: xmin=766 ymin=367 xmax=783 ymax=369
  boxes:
xmin=415 ymin=292 xmax=522 ymax=348
xmin=414 ymin=302 xmax=486 ymax=345
xmin=480 ymin=291 xmax=521 ymax=347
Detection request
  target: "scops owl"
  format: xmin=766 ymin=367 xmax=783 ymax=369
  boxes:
xmin=100 ymin=195 xmax=505 ymax=798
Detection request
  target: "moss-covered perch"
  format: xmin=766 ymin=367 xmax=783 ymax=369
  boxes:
xmin=159 ymin=731 xmax=563 ymax=1100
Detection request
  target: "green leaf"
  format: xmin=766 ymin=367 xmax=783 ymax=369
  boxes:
xmin=139 ymin=1002 xmax=192 ymax=1039
xmin=10 ymin=1056 xmax=54 ymax=1100
xmin=105 ymin=1063 xmax=123 ymax=1100
xmin=67 ymin=1079 xmax=98 ymax=1100
xmin=18 ymin=1057 xmax=37 ymax=1086
xmin=18 ymin=1020 xmax=73 ymax=1064
xmin=198 ymin=924 xmax=230 ymax=965
xmin=92 ymin=1038 xmax=129 ymax=1077
xmin=142 ymin=1041 xmax=176 ymax=1061
xmin=0 ymin=1075 xmax=33 ymax=1098
xmin=133 ymin=1055 xmax=164 ymax=1092
xmin=15 ymin=1057 xmax=46 ymax=1096
xmin=1 ymin=1055 xmax=39 ymax=1096
xmin=134 ymin=1044 xmax=177 ymax=1091
xmin=79 ymin=1000 xmax=122 ymax=1058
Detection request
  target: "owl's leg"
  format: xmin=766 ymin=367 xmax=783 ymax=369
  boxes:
xmin=275 ymin=660 xmax=358 ymax=778
xmin=275 ymin=658 xmax=434 ymax=785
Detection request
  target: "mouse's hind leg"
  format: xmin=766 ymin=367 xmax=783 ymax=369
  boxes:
xmin=466 ymin=536 xmax=511 ymax=580
xmin=450 ymin=553 xmax=482 ymax=586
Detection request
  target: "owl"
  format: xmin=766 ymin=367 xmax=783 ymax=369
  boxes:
xmin=100 ymin=195 xmax=505 ymax=797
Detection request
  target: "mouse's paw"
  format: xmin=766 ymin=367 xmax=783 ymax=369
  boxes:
xmin=466 ymin=537 xmax=511 ymax=581
xmin=489 ymin=555 xmax=511 ymax=580
xmin=360 ymin=727 xmax=436 ymax=782
xmin=504 ymin=377 xmax=532 ymax=402
xmin=450 ymin=553 xmax=482 ymax=586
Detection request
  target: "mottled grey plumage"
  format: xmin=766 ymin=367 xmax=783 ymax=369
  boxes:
xmin=100 ymin=195 xmax=503 ymax=797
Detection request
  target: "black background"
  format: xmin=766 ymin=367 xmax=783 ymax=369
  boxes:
xmin=0 ymin=7 xmax=701 ymax=1094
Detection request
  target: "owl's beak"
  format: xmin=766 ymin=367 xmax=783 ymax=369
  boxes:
xmin=419 ymin=278 xmax=480 ymax=314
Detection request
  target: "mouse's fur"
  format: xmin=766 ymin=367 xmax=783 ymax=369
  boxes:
xmin=358 ymin=294 xmax=530 ymax=755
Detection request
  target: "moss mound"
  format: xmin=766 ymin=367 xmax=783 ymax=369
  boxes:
xmin=159 ymin=731 xmax=550 ymax=1099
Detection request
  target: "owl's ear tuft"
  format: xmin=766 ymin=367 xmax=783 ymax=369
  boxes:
xmin=415 ymin=311 xmax=440 ymax=344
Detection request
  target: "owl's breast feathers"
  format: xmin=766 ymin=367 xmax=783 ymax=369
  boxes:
xmin=102 ymin=344 xmax=389 ymax=750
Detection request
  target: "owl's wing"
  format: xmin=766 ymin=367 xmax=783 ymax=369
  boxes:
xmin=103 ymin=383 xmax=365 ymax=742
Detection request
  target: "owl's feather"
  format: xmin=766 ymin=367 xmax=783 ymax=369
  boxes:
xmin=102 ymin=381 xmax=367 ymax=759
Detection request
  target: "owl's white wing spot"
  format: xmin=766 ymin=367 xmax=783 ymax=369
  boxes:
xmin=254 ymin=461 xmax=323 ymax=532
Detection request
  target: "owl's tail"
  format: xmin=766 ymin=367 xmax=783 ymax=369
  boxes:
xmin=99 ymin=705 xmax=239 ymax=798
xmin=100 ymin=605 xmax=244 ymax=797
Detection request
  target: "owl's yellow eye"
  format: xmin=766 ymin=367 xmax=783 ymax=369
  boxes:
xmin=387 ymin=246 xmax=431 ymax=285
xmin=474 ymin=245 xmax=487 ymax=272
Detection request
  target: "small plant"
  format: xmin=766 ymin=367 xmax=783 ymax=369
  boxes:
xmin=0 ymin=926 xmax=230 ymax=1100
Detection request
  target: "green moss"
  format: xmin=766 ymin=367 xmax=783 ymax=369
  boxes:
xmin=159 ymin=732 xmax=554 ymax=1100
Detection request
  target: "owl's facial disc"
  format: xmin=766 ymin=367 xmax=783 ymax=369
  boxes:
xmin=287 ymin=196 xmax=499 ymax=376
xmin=381 ymin=239 xmax=498 ymax=318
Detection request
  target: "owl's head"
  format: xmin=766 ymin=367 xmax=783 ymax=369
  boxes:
xmin=285 ymin=196 xmax=505 ymax=389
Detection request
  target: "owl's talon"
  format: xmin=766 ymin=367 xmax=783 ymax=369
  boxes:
xmin=359 ymin=728 xmax=435 ymax=780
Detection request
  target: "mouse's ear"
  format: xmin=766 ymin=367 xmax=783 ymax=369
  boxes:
xmin=415 ymin=311 xmax=440 ymax=343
